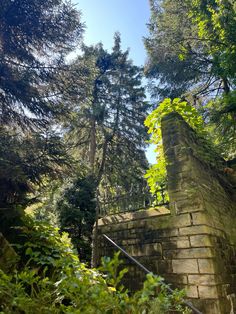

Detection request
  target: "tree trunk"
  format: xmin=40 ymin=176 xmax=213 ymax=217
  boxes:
xmin=89 ymin=118 xmax=96 ymax=172
xmin=222 ymin=78 xmax=230 ymax=94
xmin=96 ymin=137 xmax=109 ymax=188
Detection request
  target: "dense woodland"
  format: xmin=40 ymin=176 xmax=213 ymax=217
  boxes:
xmin=0 ymin=0 xmax=235 ymax=313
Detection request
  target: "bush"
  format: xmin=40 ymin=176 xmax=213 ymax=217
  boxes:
xmin=0 ymin=218 xmax=191 ymax=313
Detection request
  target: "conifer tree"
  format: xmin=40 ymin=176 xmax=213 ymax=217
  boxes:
xmin=65 ymin=34 xmax=149 ymax=195
xmin=145 ymin=0 xmax=236 ymax=100
xmin=0 ymin=0 xmax=83 ymax=211
xmin=0 ymin=0 xmax=83 ymax=128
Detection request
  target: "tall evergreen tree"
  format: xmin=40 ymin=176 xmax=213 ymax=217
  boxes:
xmin=0 ymin=1 xmax=83 ymax=230
xmin=145 ymin=0 xmax=236 ymax=100
xmin=64 ymin=34 xmax=149 ymax=195
xmin=53 ymin=35 xmax=149 ymax=260
xmin=0 ymin=0 xmax=83 ymax=128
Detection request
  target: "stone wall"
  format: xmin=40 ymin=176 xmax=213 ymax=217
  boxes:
xmin=93 ymin=112 xmax=236 ymax=314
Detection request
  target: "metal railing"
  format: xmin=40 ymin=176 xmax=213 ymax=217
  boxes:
xmin=98 ymin=187 xmax=169 ymax=217
xmin=103 ymin=234 xmax=202 ymax=314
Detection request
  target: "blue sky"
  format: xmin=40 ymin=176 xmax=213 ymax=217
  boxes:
xmin=72 ymin=0 xmax=156 ymax=163
xmin=74 ymin=0 xmax=150 ymax=66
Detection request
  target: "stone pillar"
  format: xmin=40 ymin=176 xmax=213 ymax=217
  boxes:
xmin=93 ymin=112 xmax=236 ymax=314
xmin=161 ymin=112 xmax=236 ymax=313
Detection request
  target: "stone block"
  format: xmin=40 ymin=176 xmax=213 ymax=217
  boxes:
xmin=179 ymin=225 xmax=214 ymax=236
xmin=188 ymin=274 xmax=218 ymax=285
xmin=121 ymin=239 xmax=140 ymax=246
xmin=99 ymin=225 xmax=111 ymax=233
xmin=172 ymin=259 xmax=199 ymax=274
xmin=172 ymin=213 xmax=192 ymax=227
xmin=190 ymin=235 xmax=213 ymax=247
xmin=128 ymin=245 xmax=143 ymax=257
xmin=127 ymin=243 xmax=163 ymax=257
xmin=167 ymin=179 xmax=179 ymax=194
xmin=100 ymin=208 xmax=168 ymax=228
xmin=198 ymin=259 xmax=215 ymax=274
xmin=164 ymin=274 xmax=188 ymax=284
xmin=162 ymin=241 xmax=177 ymax=250
xmin=156 ymin=259 xmax=173 ymax=274
xmin=148 ymin=216 xmax=173 ymax=230
xmin=162 ymin=237 xmax=190 ymax=250
xmin=149 ymin=228 xmax=179 ymax=238
xmin=185 ymin=285 xmax=199 ymax=298
xmin=198 ymin=285 xmax=220 ymax=299
xmin=226 ymin=294 xmax=236 ymax=313
xmin=191 ymin=212 xmax=211 ymax=225
xmin=199 ymin=299 xmax=222 ymax=314
xmin=143 ymin=243 xmax=162 ymax=256
xmin=127 ymin=222 xmax=137 ymax=229
xmin=174 ymin=200 xmax=204 ymax=213
xmin=221 ymin=284 xmax=231 ymax=297
xmin=176 ymin=238 xmax=191 ymax=248
xmin=169 ymin=247 xmax=215 ymax=259
xmin=176 ymin=144 xmax=193 ymax=156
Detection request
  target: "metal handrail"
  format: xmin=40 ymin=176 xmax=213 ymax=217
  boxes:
xmin=103 ymin=234 xmax=202 ymax=314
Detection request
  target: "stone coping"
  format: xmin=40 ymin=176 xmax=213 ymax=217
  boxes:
xmin=98 ymin=207 xmax=170 ymax=226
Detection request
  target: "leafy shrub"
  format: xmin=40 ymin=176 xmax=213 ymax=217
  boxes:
xmin=0 ymin=218 xmax=191 ymax=313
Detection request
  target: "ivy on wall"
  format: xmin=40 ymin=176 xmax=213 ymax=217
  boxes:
xmin=144 ymin=98 xmax=213 ymax=198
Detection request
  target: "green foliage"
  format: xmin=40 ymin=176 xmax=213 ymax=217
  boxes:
xmin=101 ymin=260 xmax=191 ymax=314
xmin=63 ymin=33 xmax=149 ymax=194
xmin=189 ymin=0 xmax=236 ymax=83
xmin=145 ymin=0 xmax=236 ymax=99
xmin=56 ymin=175 xmax=96 ymax=262
xmin=0 ymin=219 xmax=191 ymax=313
xmin=100 ymin=252 xmax=128 ymax=291
xmin=0 ymin=126 xmax=72 ymax=244
xmin=145 ymin=98 xmax=203 ymax=197
xmin=145 ymin=0 xmax=200 ymax=98
xmin=145 ymin=0 xmax=236 ymax=161
xmin=0 ymin=0 xmax=83 ymax=227
xmin=0 ymin=126 xmax=71 ymax=209
xmin=145 ymin=98 xmax=226 ymax=199
xmin=145 ymin=98 xmax=204 ymax=143
xmin=17 ymin=218 xmax=78 ymax=271
xmin=0 ymin=0 xmax=83 ymax=128
xmin=133 ymin=274 xmax=191 ymax=314
xmin=145 ymin=162 xmax=168 ymax=201
xmin=205 ymin=91 xmax=236 ymax=159
xmin=0 ymin=219 xmax=118 ymax=313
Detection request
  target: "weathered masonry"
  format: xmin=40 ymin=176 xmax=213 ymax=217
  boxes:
xmin=93 ymin=112 xmax=236 ymax=314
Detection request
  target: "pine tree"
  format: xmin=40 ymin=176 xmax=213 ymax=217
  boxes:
xmin=0 ymin=0 xmax=83 ymax=220
xmin=145 ymin=0 xmax=236 ymax=100
xmin=64 ymin=33 xmax=149 ymax=194
xmin=0 ymin=0 xmax=83 ymax=128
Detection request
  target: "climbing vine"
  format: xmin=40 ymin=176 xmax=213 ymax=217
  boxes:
xmin=145 ymin=98 xmax=204 ymax=198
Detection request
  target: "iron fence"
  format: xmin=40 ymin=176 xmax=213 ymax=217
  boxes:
xmin=98 ymin=187 xmax=169 ymax=217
